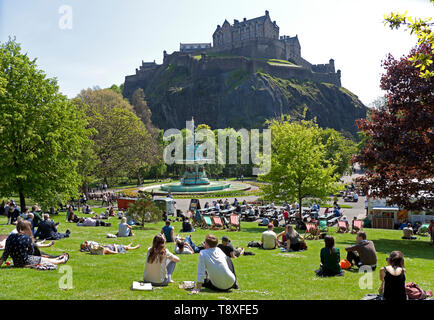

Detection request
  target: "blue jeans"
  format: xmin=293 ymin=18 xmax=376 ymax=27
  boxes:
xmin=185 ymin=235 xmax=200 ymax=253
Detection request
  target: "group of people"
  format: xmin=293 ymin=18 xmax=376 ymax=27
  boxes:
xmin=142 ymin=233 xmax=238 ymax=293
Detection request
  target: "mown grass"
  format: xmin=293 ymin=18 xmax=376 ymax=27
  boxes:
xmin=0 ymin=209 xmax=432 ymax=300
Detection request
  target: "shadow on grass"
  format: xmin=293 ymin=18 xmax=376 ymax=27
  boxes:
xmin=132 ymin=226 xmax=159 ymax=231
xmin=337 ymin=239 xmax=434 ymax=260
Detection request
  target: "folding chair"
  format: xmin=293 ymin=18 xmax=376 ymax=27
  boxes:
xmin=319 ymin=219 xmax=328 ymax=233
xmin=202 ymin=215 xmax=213 ymax=229
xmin=212 ymin=216 xmax=225 ymax=230
xmin=351 ymin=220 xmax=363 ymax=234
xmin=337 ymin=221 xmax=348 ymax=233
xmin=229 ymin=214 xmax=241 ymax=231
xmin=304 ymin=222 xmax=320 ymax=240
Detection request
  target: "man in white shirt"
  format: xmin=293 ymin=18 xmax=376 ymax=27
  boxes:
xmin=261 ymin=223 xmax=278 ymax=249
xmin=191 ymin=234 xmax=237 ymax=294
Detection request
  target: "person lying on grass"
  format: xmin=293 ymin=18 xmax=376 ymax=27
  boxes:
xmin=0 ymin=220 xmax=69 ymax=268
xmin=102 ymin=243 xmax=140 ymax=254
xmin=175 ymin=235 xmax=203 ymax=254
xmin=191 ymin=234 xmax=238 ymax=294
xmin=80 ymin=241 xmax=140 ymax=255
xmin=143 ymin=234 xmax=180 ymax=286
xmin=315 ymin=235 xmax=344 ymax=277
xmin=76 ymin=217 xmax=111 ymax=227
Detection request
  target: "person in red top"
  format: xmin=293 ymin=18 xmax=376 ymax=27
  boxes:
xmin=283 ymin=210 xmax=289 ymax=224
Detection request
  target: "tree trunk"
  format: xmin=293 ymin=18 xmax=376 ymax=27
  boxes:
xmin=19 ymin=189 xmax=26 ymax=213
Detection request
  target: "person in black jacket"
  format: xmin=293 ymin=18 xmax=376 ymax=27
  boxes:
xmin=35 ymin=214 xmax=70 ymax=240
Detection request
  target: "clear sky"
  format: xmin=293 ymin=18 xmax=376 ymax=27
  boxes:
xmin=0 ymin=0 xmax=433 ymax=105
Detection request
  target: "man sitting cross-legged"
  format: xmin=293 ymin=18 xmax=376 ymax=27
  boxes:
xmin=191 ymin=234 xmax=238 ymax=294
xmin=345 ymin=231 xmax=377 ymax=271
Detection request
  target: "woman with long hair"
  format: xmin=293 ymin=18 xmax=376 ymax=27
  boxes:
xmin=143 ymin=234 xmax=180 ymax=286
xmin=316 ymin=235 xmax=344 ymax=277
xmin=379 ymin=251 xmax=407 ymax=300
xmin=285 ymin=225 xmax=303 ymax=252
xmin=0 ymin=220 xmax=69 ymax=268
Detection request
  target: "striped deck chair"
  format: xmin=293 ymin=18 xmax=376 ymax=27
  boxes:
xmin=304 ymin=222 xmax=320 ymax=240
xmin=337 ymin=220 xmax=348 ymax=233
xmin=229 ymin=214 xmax=241 ymax=231
xmin=202 ymin=215 xmax=213 ymax=229
xmin=212 ymin=216 xmax=225 ymax=230
xmin=351 ymin=219 xmax=363 ymax=234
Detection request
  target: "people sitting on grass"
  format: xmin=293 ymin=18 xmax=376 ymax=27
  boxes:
xmin=350 ymin=217 xmax=361 ymax=234
xmin=0 ymin=220 xmax=69 ymax=268
xmin=161 ymin=220 xmax=175 ymax=243
xmin=378 ymin=251 xmax=407 ymax=300
xmin=76 ymin=217 xmax=111 ymax=227
xmin=7 ymin=205 xmax=20 ymax=225
xmin=315 ymin=235 xmax=344 ymax=277
xmin=337 ymin=216 xmax=350 ymax=233
xmin=261 ymin=223 xmax=279 ymax=250
xmin=143 ymin=234 xmax=180 ymax=286
xmin=117 ymin=217 xmax=134 ymax=237
xmin=402 ymin=223 xmax=417 ymax=240
xmin=345 ymin=231 xmax=377 ymax=270
xmin=181 ymin=217 xmax=194 ymax=233
xmin=35 ymin=214 xmax=70 ymax=240
xmin=218 ymin=236 xmax=244 ymax=258
xmin=31 ymin=205 xmax=43 ymax=229
xmin=66 ymin=206 xmax=80 ymax=223
xmin=258 ymin=216 xmax=270 ymax=226
xmin=191 ymin=234 xmax=238 ymax=294
xmin=284 ymin=225 xmax=304 ymax=252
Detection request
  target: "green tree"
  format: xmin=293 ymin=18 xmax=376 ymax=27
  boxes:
xmin=74 ymin=88 xmax=157 ymax=186
xmin=259 ymin=117 xmax=341 ymax=217
xmin=127 ymin=192 xmax=162 ymax=227
xmin=384 ymin=0 xmax=434 ymax=79
xmin=0 ymin=38 xmax=90 ymax=211
xmin=319 ymin=128 xmax=358 ymax=177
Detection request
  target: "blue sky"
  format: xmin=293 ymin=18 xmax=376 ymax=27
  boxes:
xmin=0 ymin=0 xmax=433 ymax=105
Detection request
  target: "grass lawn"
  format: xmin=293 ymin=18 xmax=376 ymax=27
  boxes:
xmin=0 ymin=209 xmax=432 ymax=300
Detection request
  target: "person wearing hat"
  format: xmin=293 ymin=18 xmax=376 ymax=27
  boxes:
xmin=261 ymin=223 xmax=279 ymax=250
xmin=218 ymin=236 xmax=244 ymax=258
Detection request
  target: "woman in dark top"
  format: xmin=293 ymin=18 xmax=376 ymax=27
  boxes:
xmin=285 ymin=225 xmax=303 ymax=252
xmin=379 ymin=251 xmax=407 ymax=300
xmin=316 ymin=235 xmax=344 ymax=277
xmin=0 ymin=221 xmax=69 ymax=268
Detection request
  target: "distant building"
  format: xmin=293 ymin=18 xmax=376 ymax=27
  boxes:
xmin=213 ymin=10 xmax=279 ymax=47
xmin=180 ymin=43 xmax=211 ymax=53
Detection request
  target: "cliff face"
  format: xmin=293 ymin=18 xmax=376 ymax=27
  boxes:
xmin=124 ymin=64 xmax=367 ymax=136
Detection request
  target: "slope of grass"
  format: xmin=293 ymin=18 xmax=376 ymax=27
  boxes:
xmin=0 ymin=211 xmax=432 ymax=300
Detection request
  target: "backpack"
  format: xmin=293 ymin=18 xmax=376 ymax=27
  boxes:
xmin=405 ymin=282 xmax=431 ymax=300
xmin=248 ymin=241 xmax=261 ymax=248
